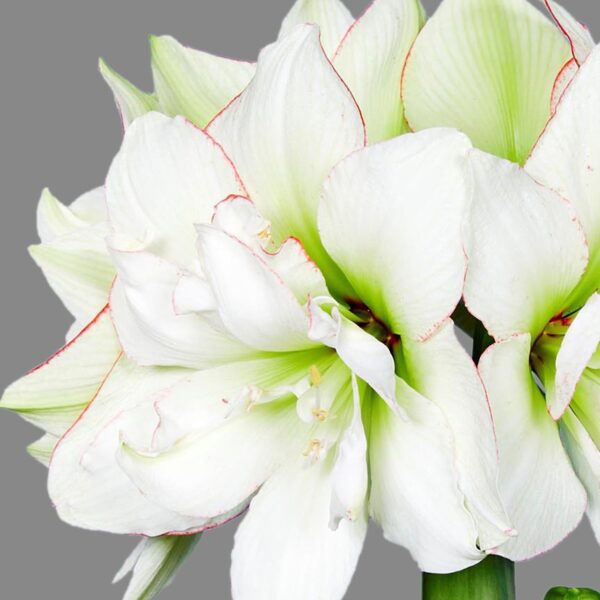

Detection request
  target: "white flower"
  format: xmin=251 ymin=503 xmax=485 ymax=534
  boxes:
xmin=463 ymin=43 xmax=600 ymax=560
xmin=2 ymin=5 xmax=515 ymax=600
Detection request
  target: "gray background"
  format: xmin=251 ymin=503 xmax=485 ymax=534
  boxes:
xmin=1 ymin=1 xmax=599 ymax=598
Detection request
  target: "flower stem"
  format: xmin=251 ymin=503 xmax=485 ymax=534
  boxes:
xmin=422 ymin=556 xmax=515 ymax=600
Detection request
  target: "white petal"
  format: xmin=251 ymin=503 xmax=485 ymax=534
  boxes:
xmin=333 ymin=0 xmax=423 ymax=142
xmin=27 ymin=433 xmax=60 ymax=467
xmin=552 ymin=293 xmax=600 ymax=419
xmin=308 ymin=297 xmax=397 ymax=410
xmin=119 ymin=350 xmax=338 ymax=517
xmin=115 ymin=536 xmax=200 ymax=600
xmin=48 ymin=357 xmax=249 ymax=536
xmin=329 ymin=375 xmax=368 ymax=528
xmin=401 ymin=320 xmax=513 ymax=550
xmin=279 ymin=0 xmax=354 ymax=56
xmin=478 ymin=335 xmax=586 ymax=560
xmin=402 ymin=0 xmax=570 ymax=164
xmin=99 ymin=59 xmax=158 ymax=128
xmin=464 ymin=149 xmax=588 ymax=341
xmin=526 ymin=45 xmax=600 ymax=308
xmin=31 ymin=188 xmax=113 ymax=330
xmin=118 ymin=394 xmax=314 ymax=521
xmin=110 ymin=248 xmax=252 ymax=368
xmin=319 ymin=128 xmax=472 ymax=340
xmin=150 ymin=35 xmax=255 ymax=128
xmin=208 ymin=24 xmax=365 ymax=297
xmin=369 ymin=381 xmax=483 ymax=573
xmin=542 ymin=0 xmax=594 ymax=66
xmin=231 ymin=456 xmax=367 ymax=600
xmin=560 ymin=409 xmax=600 ymax=544
xmin=0 ymin=307 xmax=120 ymax=437
xmin=197 ymin=225 xmax=317 ymax=352
xmin=172 ymin=272 xmax=216 ymax=316
xmin=106 ymin=112 xmax=244 ymax=267
xmin=211 ymin=196 xmax=330 ymax=301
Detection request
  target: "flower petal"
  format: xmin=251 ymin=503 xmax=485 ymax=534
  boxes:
xmin=319 ymin=128 xmax=471 ymax=340
xmin=333 ymin=0 xmax=423 ymax=142
xmin=115 ymin=352 xmax=336 ymax=522
xmin=231 ymin=455 xmax=367 ymax=600
xmin=106 ymin=112 xmax=244 ymax=267
xmin=279 ymin=0 xmax=354 ymax=56
xmin=150 ymin=35 xmax=255 ymax=128
xmin=27 ymin=433 xmax=59 ymax=467
xmin=369 ymin=380 xmax=483 ymax=573
xmin=552 ymin=293 xmax=600 ymax=419
xmin=110 ymin=248 xmax=253 ymax=368
xmin=115 ymin=536 xmax=200 ymax=600
xmin=526 ymin=45 xmax=600 ymax=309
xmin=48 ymin=357 xmax=252 ymax=536
xmin=0 ymin=306 xmax=120 ymax=437
xmin=542 ymin=0 xmax=594 ymax=66
xmin=478 ymin=335 xmax=586 ymax=560
xmin=464 ymin=149 xmax=588 ymax=341
xmin=329 ymin=375 xmax=368 ymax=528
xmin=400 ymin=320 xmax=513 ymax=550
xmin=307 ymin=297 xmax=398 ymax=410
xmin=99 ymin=59 xmax=158 ymax=128
xmin=119 ymin=399 xmax=311 ymax=522
xmin=30 ymin=188 xmax=114 ymax=334
xmin=402 ymin=0 xmax=570 ymax=164
xmin=560 ymin=409 xmax=600 ymax=545
xmin=197 ymin=225 xmax=317 ymax=352
xmin=207 ymin=24 xmax=365 ymax=298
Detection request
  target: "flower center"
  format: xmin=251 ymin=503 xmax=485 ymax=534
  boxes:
xmin=347 ymin=299 xmax=399 ymax=350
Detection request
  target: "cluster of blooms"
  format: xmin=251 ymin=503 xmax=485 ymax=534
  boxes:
xmin=3 ymin=0 xmax=600 ymax=598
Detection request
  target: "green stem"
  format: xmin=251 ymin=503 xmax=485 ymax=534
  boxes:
xmin=422 ymin=556 xmax=515 ymax=600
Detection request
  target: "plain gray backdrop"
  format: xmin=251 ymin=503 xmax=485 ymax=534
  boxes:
xmin=1 ymin=1 xmax=599 ymax=598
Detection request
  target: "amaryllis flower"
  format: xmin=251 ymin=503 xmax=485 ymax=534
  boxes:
xmin=462 ymin=43 xmax=600 ymax=560
xmin=402 ymin=0 xmax=593 ymax=165
xmin=2 ymin=22 xmax=513 ymax=600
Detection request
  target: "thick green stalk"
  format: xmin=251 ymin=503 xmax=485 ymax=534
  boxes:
xmin=422 ymin=556 xmax=515 ymax=600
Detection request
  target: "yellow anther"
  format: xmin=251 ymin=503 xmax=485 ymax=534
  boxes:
xmin=302 ymin=438 xmax=323 ymax=461
xmin=311 ymin=408 xmax=329 ymax=422
xmin=309 ymin=365 xmax=322 ymax=386
xmin=258 ymin=226 xmax=271 ymax=240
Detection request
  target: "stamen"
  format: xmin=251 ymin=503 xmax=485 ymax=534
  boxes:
xmin=309 ymin=365 xmax=322 ymax=386
xmin=311 ymin=408 xmax=329 ymax=422
xmin=303 ymin=438 xmax=323 ymax=463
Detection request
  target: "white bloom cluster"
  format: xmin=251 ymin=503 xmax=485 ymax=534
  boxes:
xmin=3 ymin=1 xmax=600 ymax=598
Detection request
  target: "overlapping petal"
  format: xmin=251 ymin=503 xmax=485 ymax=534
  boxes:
xmin=402 ymin=0 xmax=571 ymax=164
xmin=479 ymin=336 xmax=586 ymax=560
xmin=369 ymin=381 xmax=483 ymax=573
xmin=231 ymin=455 xmax=367 ymax=600
xmin=333 ymin=0 xmax=424 ymax=142
xmin=208 ymin=24 xmax=365 ymax=298
xmin=0 ymin=306 xmax=120 ymax=437
xmin=30 ymin=187 xmax=114 ymax=338
xmin=150 ymin=35 xmax=256 ymax=128
xmin=526 ymin=44 xmax=600 ymax=309
xmin=464 ymin=149 xmax=588 ymax=341
xmin=560 ymin=409 xmax=600 ymax=544
xmin=319 ymin=128 xmax=472 ymax=340
xmin=279 ymin=0 xmax=354 ymax=56
xmin=106 ymin=112 xmax=245 ymax=267
xmin=400 ymin=320 xmax=513 ymax=550
xmin=117 ymin=354 xmax=343 ymax=522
